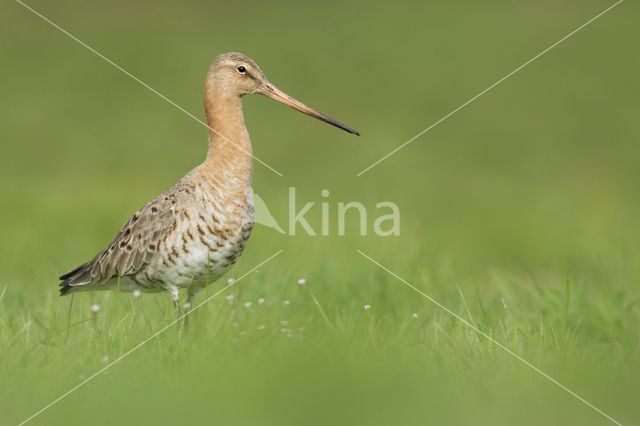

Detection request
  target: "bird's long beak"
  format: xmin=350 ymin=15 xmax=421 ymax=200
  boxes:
xmin=258 ymin=83 xmax=360 ymax=136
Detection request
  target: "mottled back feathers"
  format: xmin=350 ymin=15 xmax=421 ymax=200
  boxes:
xmin=59 ymin=183 xmax=194 ymax=294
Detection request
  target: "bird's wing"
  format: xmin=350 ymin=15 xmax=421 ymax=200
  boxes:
xmin=59 ymin=184 xmax=193 ymax=294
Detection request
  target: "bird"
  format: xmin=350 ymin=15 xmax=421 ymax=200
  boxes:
xmin=58 ymin=52 xmax=359 ymax=318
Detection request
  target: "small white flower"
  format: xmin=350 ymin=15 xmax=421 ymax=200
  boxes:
xmin=225 ymin=294 xmax=235 ymax=300
xmin=297 ymin=278 xmax=307 ymax=285
xmin=280 ymin=328 xmax=288 ymax=333
xmin=283 ymin=300 xmax=290 ymax=306
xmin=184 ymin=302 xmax=191 ymax=309
xmin=90 ymin=304 xmax=100 ymax=312
xmin=412 ymin=313 xmax=418 ymax=319
xmin=244 ymin=302 xmax=252 ymax=308
xmin=132 ymin=289 xmax=141 ymax=298
xmin=258 ymin=324 xmax=265 ymax=330
xmin=101 ymin=356 xmax=109 ymax=363
xmin=227 ymin=278 xmax=235 ymax=284
xmin=258 ymin=298 xmax=265 ymax=305
xmin=232 ymin=322 xmax=238 ymax=327
xmin=240 ymin=331 xmax=246 ymax=335
xmin=280 ymin=320 xmax=288 ymax=326
xmin=364 ymin=304 xmax=371 ymax=311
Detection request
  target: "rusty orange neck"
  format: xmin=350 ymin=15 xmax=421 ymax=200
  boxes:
xmin=201 ymin=84 xmax=253 ymax=191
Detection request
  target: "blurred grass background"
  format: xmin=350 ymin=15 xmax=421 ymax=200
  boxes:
xmin=1 ymin=0 xmax=639 ymax=424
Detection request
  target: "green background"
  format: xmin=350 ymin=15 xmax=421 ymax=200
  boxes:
xmin=1 ymin=0 xmax=639 ymax=424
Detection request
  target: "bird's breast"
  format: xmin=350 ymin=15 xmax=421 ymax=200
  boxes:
xmin=149 ymin=185 xmax=254 ymax=288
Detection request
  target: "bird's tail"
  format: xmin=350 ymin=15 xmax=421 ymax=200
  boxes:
xmin=58 ymin=261 xmax=94 ymax=296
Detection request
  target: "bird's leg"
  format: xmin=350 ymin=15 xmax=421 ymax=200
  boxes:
xmin=182 ymin=298 xmax=192 ymax=329
xmin=169 ymin=287 xmax=182 ymax=321
xmin=182 ymin=284 xmax=205 ymax=329
xmin=180 ymin=280 xmax=200 ymax=329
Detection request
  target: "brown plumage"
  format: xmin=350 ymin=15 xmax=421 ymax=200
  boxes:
xmin=59 ymin=184 xmax=193 ymax=294
xmin=58 ymin=52 xmax=359 ymax=316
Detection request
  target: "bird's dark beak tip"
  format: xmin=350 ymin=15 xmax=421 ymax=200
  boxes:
xmin=344 ymin=126 xmax=360 ymax=136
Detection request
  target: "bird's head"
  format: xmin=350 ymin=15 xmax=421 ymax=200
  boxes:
xmin=207 ymin=52 xmax=359 ymax=135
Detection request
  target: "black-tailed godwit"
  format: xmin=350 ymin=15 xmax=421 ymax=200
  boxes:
xmin=58 ymin=52 xmax=359 ymax=317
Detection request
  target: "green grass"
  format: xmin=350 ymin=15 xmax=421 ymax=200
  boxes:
xmin=2 ymin=0 xmax=640 ymax=424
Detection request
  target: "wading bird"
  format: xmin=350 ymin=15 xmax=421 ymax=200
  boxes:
xmin=58 ymin=52 xmax=359 ymax=317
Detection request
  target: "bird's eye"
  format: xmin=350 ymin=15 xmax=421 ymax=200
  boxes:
xmin=236 ymin=66 xmax=246 ymax=74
